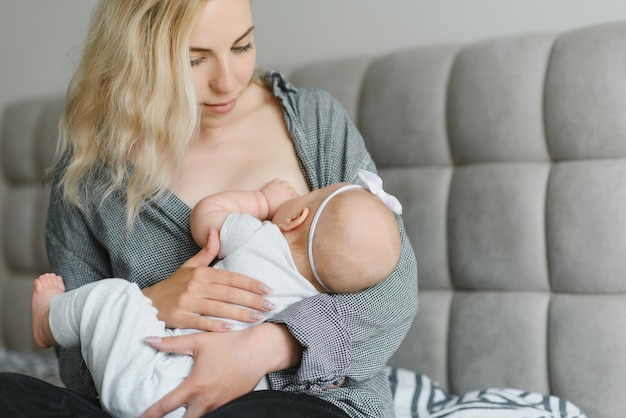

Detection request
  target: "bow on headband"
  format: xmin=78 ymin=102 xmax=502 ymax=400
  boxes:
xmin=358 ymin=170 xmax=403 ymax=215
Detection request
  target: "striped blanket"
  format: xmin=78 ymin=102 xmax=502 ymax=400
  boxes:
xmin=387 ymin=367 xmax=588 ymax=418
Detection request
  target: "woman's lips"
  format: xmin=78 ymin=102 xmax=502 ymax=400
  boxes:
xmin=203 ymin=99 xmax=237 ymax=114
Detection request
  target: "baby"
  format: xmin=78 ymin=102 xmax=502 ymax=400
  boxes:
xmin=32 ymin=170 xmax=402 ymax=418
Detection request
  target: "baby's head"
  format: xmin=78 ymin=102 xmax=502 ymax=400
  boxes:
xmin=272 ymin=176 xmax=402 ymax=294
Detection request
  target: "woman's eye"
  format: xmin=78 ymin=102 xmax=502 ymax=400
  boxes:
xmin=190 ymin=58 xmax=204 ymax=67
xmin=233 ymin=43 xmax=254 ymax=53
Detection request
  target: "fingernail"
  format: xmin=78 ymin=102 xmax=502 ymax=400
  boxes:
xmin=249 ymin=311 xmax=264 ymax=321
xmin=144 ymin=336 xmax=162 ymax=344
xmin=260 ymin=284 xmax=273 ymax=294
xmin=221 ymin=322 xmax=233 ymax=330
xmin=261 ymin=300 xmax=276 ymax=311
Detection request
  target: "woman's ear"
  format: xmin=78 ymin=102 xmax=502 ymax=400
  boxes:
xmin=279 ymin=207 xmax=310 ymax=232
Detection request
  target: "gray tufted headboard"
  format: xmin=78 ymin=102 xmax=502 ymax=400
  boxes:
xmin=1 ymin=97 xmax=62 ymax=349
xmin=289 ymin=21 xmax=626 ymax=418
xmin=2 ymin=20 xmax=626 ymax=418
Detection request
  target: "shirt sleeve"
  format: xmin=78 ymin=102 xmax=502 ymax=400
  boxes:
xmin=267 ymin=82 xmax=419 ymax=391
xmin=45 ymin=172 xmax=113 ymax=398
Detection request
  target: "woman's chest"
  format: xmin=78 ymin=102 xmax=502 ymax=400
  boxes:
xmin=172 ymin=113 xmax=310 ymax=208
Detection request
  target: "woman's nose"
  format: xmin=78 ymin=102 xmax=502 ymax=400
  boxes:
xmin=209 ymin=58 xmax=236 ymax=94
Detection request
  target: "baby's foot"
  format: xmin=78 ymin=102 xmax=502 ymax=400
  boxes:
xmin=32 ymin=273 xmax=65 ymax=348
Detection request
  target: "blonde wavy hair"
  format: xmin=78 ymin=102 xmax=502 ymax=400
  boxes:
xmin=56 ymin=0 xmax=208 ymax=226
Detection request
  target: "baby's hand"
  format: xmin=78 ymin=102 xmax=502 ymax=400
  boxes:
xmin=261 ymin=179 xmax=298 ymax=217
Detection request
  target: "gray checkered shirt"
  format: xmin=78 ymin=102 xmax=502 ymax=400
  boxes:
xmin=46 ymin=72 xmax=418 ymax=417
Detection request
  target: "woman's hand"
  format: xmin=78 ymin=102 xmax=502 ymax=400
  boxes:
xmin=140 ymin=322 xmax=302 ymax=418
xmin=142 ymin=228 xmax=275 ymax=331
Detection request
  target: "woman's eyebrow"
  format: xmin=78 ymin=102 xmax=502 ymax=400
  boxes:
xmin=236 ymin=25 xmax=255 ymax=43
xmin=190 ymin=25 xmax=255 ymax=52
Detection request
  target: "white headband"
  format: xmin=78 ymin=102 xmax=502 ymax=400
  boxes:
xmin=307 ymin=170 xmax=402 ymax=292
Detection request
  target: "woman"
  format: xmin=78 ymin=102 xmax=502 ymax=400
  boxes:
xmin=0 ymin=0 xmax=417 ymax=417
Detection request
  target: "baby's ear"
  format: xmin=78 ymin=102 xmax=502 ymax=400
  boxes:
xmin=279 ymin=207 xmax=310 ymax=232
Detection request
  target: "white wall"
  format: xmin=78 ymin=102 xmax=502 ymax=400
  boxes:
xmin=0 ymin=1 xmax=98 ymax=106
xmin=251 ymin=0 xmax=626 ymax=72
xmin=2 ymin=0 xmax=626 ymax=110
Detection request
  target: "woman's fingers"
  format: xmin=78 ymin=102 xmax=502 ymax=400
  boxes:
xmin=144 ymin=243 xmax=274 ymax=331
xmin=141 ymin=337 xmax=200 ymax=418
xmin=189 ymin=267 xmax=273 ymax=298
xmin=142 ymin=331 xmax=265 ymax=418
xmin=144 ymin=335 xmax=193 ymax=356
xmin=141 ymin=372 xmax=217 ymax=418
xmin=186 ymin=279 xmax=275 ymax=313
xmin=140 ymin=383 xmax=190 ymax=418
xmin=205 ymin=226 xmax=221 ymax=260
xmin=181 ymin=244 xmax=217 ymax=270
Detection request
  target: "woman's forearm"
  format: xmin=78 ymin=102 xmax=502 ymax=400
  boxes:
xmin=249 ymin=322 xmax=302 ymax=373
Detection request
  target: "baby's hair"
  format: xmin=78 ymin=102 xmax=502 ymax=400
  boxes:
xmin=310 ymin=188 xmax=402 ymax=293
